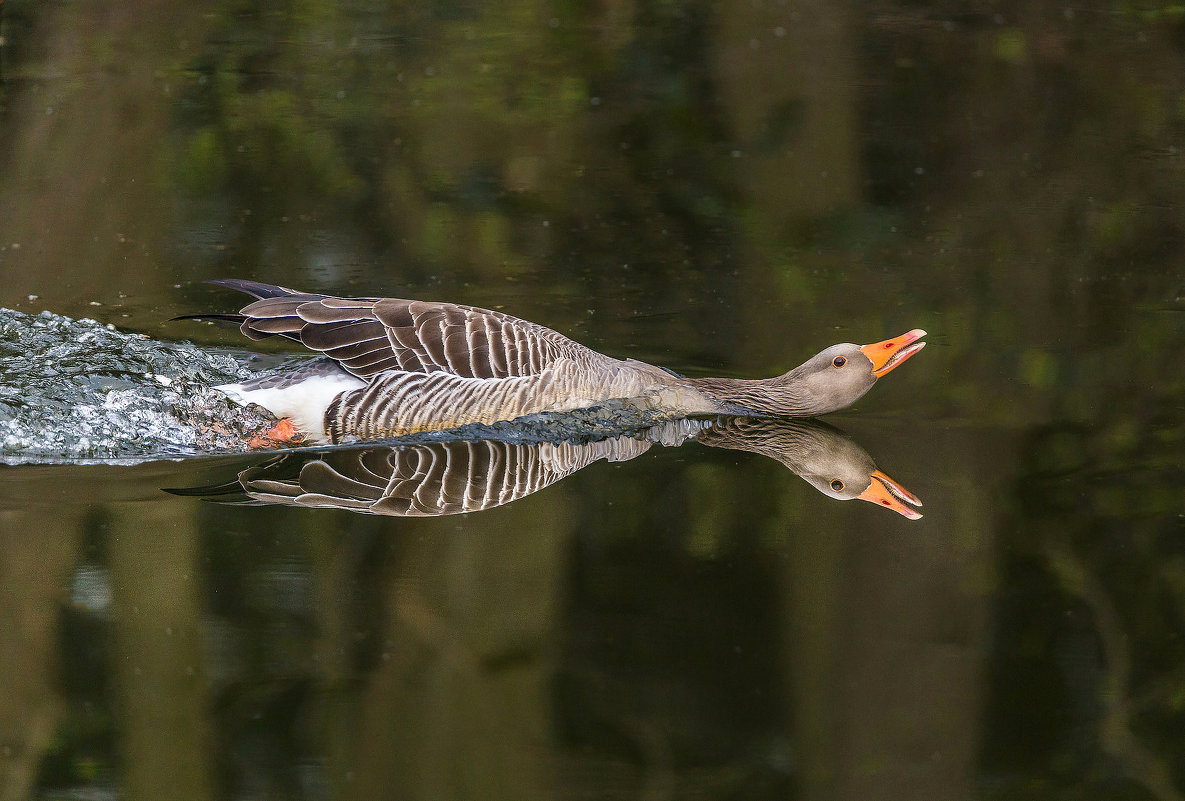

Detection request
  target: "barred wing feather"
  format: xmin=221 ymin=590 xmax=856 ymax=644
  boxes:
xmin=232 ymin=437 xmax=654 ymax=516
xmin=235 ymin=294 xmax=599 ymax=380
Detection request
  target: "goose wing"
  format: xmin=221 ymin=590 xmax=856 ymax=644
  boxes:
xmin=210 ymin=279 xmax=600 ymax=380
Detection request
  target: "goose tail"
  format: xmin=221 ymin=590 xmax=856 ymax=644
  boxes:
xmin=170 ymin=279 xmax=322 ymax=324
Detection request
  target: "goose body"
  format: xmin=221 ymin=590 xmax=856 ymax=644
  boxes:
xmin=195 ymin=280 xmax=926 ymax=444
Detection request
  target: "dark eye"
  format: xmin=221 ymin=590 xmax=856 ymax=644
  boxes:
xmin=832 ymin=356 xmax=847 ymax=368
xmin=830 ymin=479 xmax=844 ymax=492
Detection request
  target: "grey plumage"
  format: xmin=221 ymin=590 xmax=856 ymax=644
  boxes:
xmin=195 ymin=280 xmax=925 ymax=443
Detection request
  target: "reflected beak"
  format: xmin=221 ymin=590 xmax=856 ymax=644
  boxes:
xmin=858 ymin=469 xmax=924 ymax=520
xmin=860 ymin=329 xmax=927 ymax=377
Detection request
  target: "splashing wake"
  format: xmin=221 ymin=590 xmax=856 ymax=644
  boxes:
xmin=0 ymin=309 xmax=276 ymax=463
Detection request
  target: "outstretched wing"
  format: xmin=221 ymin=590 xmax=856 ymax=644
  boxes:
xmin=207 ymin=279 xmax=600 ymax=380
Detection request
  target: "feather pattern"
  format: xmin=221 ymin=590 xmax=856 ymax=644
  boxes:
xmin=230 ymin=436 xmax=654 ymax=516
xmin=232 ymin=289 xmax=591 ymax=381
xmin=212 ymin=281 xmax=701 ymax=441
xmin=197 ymin=280 xmax=924 ymax=443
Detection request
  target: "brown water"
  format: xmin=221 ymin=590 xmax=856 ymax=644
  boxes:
xmin=1 ymin=1 xmax=1184 ymax=799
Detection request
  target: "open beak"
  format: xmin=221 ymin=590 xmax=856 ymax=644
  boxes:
xmin=860 ymin=329 xmax=927 ymax=377
xmin=858 ymin=469 xmax=924 ymax=520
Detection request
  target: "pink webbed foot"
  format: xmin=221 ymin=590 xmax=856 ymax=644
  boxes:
xmin=246 ymin=418 xmax=305 ymax=449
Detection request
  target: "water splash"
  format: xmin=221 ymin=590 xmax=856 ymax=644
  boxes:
xmin=0 ymin=308 xmax=276 ymax=463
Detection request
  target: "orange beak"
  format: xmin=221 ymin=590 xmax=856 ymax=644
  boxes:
xmin=858 ymin=469 xmax=924 ymax=520
xmin=859 ymin=329 xmax=927 ymax=377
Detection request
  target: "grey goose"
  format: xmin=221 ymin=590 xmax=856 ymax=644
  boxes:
xmin=181 ymin=279 xmax=926 ymax=446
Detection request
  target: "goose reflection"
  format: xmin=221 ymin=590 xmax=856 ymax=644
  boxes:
xmin=693 ymin=418 xmax=922 ymax=518
xmin=169 ymin=418 xmax=922 ymax=519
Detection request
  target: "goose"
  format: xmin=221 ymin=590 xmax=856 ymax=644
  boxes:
xmin=181 ymin=279 xmax=926 ymax=445
xmin=168 ymin=418 xmax=923 ymax=518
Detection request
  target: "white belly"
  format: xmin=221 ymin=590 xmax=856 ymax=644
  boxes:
xmin=217 ymin=372 xmax=366 ymax=443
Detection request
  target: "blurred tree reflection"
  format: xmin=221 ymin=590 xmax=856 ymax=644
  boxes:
xmin=0 ymin=0 xmax=1184 ymax=799
xmin=983 ymin=408 xmax=1185 ymax=800
xmin=164 ymin=0 xmax=756 ymax=367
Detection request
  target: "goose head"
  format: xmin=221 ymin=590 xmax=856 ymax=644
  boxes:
xmin=772 ymin=329 xmax=927 ymax=416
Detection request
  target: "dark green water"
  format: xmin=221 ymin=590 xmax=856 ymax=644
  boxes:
xmin=1 ymin=1 xmax=1184 ymax=799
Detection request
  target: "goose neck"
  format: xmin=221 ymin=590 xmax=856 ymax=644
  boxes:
xmin=683 ymin=375 xmax=815 ymax=417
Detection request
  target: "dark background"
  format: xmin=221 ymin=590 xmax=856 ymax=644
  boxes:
xmin=1 ymin=1 xmax=1183 ymax=799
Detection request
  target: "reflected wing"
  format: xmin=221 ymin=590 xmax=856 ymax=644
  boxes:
xmin=210 ymin=279 xmax=597 ymax=380
xmin=198 ymin=436 xmax=653 ymax=516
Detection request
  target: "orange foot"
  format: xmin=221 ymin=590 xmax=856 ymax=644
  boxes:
xmin=247 ymin=418 xmax=304 ymax=449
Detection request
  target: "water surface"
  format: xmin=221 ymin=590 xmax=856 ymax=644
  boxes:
xmin=1 ymin=1 xmax=1184 ymax=799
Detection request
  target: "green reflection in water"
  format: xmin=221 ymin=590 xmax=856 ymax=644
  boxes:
xmin=0 ymin=0 xmax=1184 ymax=799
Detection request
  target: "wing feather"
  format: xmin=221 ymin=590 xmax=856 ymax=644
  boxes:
xmin=412 ymin=305 xmax=451 ymax=369
xmin=226 ymin=286 xmax=603 ymax=381
xmin=297 ymin=298 xmax=383 ymax=323
xmin=318 ymin=337 xmax=390 ymax=361
xmin=336 ymin=348 xmax=402 ymax=371
xmin=372 ymin=299 xmax=415 ymax=328
xmin=298 ymin=319 xmax=386 ymax=351
xmin=244 ymin=316 xmax=303 ymax=335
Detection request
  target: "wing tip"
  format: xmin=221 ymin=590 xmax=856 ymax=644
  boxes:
xmin=205 ymin=279 xmax=300 ymax=300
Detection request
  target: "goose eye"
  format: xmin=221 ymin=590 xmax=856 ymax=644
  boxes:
xmin=832 ymin=356 xmax=847 ymax=368
xmin=830 ymin=479 xmax=844 ymax=492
